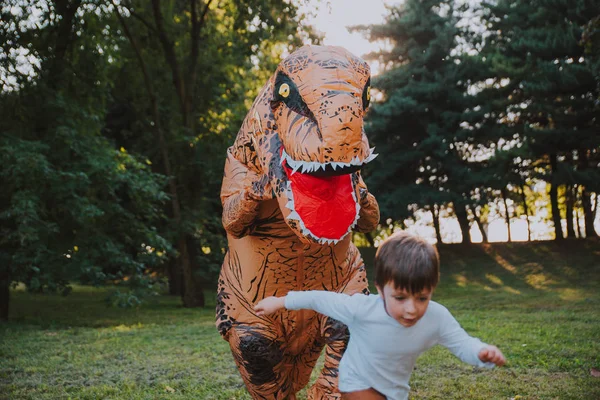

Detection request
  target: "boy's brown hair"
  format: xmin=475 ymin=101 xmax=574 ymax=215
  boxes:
xmin=374 ymin=231 xmax=440 ymax=293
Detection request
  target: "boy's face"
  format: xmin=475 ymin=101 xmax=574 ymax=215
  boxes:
xmin=376 ymin=282 xmax=433 ymax=327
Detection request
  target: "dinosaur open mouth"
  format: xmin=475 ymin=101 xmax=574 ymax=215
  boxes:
xmin=280 ymin=148 xmax=377 ymax=244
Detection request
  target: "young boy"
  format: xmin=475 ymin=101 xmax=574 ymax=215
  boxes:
xmin=254 ymin=232 xmax=506 ymax=400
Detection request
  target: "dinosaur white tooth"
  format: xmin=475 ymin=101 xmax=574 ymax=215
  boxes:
xmin=331 ymin=162 xmax=337 ymax=171
xmin=292 ymin=162 xmax=302 ymax=174
xmin=285 ymin=200 xmax=294 ymax=210
xmin=287 ymin=210 xmax=301 ymax=220
xmin=364 ymin=152 xmax=379 ymax=163
xmin=280 ymin=149 xmax=287 ymax=165
xmin=370 ymin=147 xmax=376 ymax=154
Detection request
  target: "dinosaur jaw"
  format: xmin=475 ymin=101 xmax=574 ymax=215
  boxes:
xmin=281 ymin=148 xmax=378 ymax=175
xmin=282 ymin=163 xmax=360 ymax=245
xmin=279 ymin=148 xmax=377 ymax=245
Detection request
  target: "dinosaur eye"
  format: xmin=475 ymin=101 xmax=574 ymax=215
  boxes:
xmin=362 ymin=77 xmax=371 ymax=109
xmin=279 ymin=83 xmax=290 ymax=98
xmin=272 ymin=72 xmax=316 ymax=121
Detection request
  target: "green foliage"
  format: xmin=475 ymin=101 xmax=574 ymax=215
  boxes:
xmin=104 ymin=0 xmax=319 ymax=297
xmin=358 ymin=0 xmax=463 ymax=222
xmin=0 ymin=0 xmax=318 ymax=312
xmin=0 ymin=1 xmax=170 ymax=304
xmin=472 ymin=0 xmax=600 ymax=239
xmin=355 ymin=0 xmax=484 ymax=243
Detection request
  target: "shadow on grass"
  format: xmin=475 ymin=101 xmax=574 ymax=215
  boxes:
xmin=7 ymin=238 xmax=600 ymax=330
xmin=7 ymin=285 xmax=220 ymax=330
xmin=361 ymin=238 xmax=600 ymax=308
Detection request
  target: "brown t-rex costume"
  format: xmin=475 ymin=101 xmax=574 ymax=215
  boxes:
xmin=216 ymin=45 xmax=380 ymax=399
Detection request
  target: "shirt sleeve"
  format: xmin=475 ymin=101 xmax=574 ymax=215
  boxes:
xmin=435 ymin=304 xmax=495 ymax=369
xmin=285 ymin=291 xmax=362 ymax=326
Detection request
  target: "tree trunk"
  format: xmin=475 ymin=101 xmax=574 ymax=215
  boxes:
xmin=576 ymin=190 xmax=584 ymax=238
xmin=167 ymin=258 xmax=184 ymax=295
xmin=501 ymin=188 xmax=512 ymax=242
xmin=180 ymin=236 xmax=204 ymax=307
xmin=519 ymin=184 xmax=531 ymax=241
xmin=454 ymin=202 xmax=471 ymax=244
xmin=47 ymin=0 xmax=82 ymax=88
xmin=471 ymin=206 xmax=488 ymax=243
xmin=566 ymin=185 xmax=576 ymax=239
xmin=549 ymin=154 xmax=564 ymax=240
xmin=0 ymin=272 xmax=9 ymax=321
xmin=114 ymin=2 xmax=204 ymax=306
xmin=432 ymin=204 xmax=443 ymax=244
xmin=577 ymin=149 xmax=597 ymax=238
xmin=365 ymin=232 xmax=375 ymax=248
xmin=581 ymin=188 xmax=598 ymax=238
xmin=150 ymin=0 xmax=211 ymax=307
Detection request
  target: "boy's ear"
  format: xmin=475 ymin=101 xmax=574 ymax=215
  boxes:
xmin=375 ymin=284 xmax=383 ymax=295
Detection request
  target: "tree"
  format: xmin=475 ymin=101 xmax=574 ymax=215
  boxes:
xmin=103 ymin=0 xmax=318 ymax=306
xmin=0 ymin=1 xmax=169 ymax=320
xmin=356 ymin=0 xmax=477 ymax=243
xmin=476 ymin=0 xmax=600 ymax=240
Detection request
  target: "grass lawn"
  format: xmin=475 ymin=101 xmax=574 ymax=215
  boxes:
xmin=2 ymin=239 xmax=599 ymax=399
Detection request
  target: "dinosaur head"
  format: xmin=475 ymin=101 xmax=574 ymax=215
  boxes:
xmin=251 ymin=45 xmax=376 ymax=245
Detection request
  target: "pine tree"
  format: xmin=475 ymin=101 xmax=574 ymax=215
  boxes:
xmin=476 ymin=0 xmax=600 ymax=239
xmin=358 ymin=0 xmax=477 ymax=243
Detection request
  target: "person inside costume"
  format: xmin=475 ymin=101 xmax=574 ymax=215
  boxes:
xmin=216 ymin=45 xmax=380 ymax=399
xmin=255 ymin=232 xmax=506 ymax=400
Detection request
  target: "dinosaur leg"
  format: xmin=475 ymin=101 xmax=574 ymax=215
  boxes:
xmin=307 ymin=264 xmax=369 ymax=400
xmin=305 ymin=315 xmax=348 ymax=400
xmin=227 ymin=323 xmax=295 ymax=400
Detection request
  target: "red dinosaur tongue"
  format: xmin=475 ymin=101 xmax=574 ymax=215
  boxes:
xmin=284 ymin=164 xmax=358 ymax=241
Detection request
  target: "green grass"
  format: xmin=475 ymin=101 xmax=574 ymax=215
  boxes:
xmin=2 ymin=239 xmax=600 ymax=399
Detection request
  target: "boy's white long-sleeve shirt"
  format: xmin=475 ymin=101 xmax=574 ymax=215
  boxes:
xmin=285 ymin=291 xmax=494 ymax=400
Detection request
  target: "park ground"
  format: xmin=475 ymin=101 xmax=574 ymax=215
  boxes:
xmin=2 ymin=239 xmax=599 ymax=399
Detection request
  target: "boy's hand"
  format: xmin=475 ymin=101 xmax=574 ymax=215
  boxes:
xmin=254 ymin=296 xmax=286 ymax=316
xmin=478 ymin=345 xmax=506 ymax=366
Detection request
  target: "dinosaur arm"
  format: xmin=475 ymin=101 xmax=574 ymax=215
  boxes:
xmin=355 ymin=173 xmax=380 ymax=233
xmin=221 ymin=149 xmax=272 ymax=238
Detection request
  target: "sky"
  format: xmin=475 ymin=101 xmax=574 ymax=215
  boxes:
xmin=301 ymin=0 xmax=394 ymax=60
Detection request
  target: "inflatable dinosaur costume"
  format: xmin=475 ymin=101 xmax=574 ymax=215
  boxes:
xmin=216 ymin=45 xmax=380 ymax=399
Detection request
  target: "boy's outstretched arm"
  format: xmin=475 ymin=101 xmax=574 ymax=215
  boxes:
xmin=478 ymin=345 xmax=506 ymax=366
xmin=255 ymin=291 xmax=360 ymax=325
xmin=255 ymin=296 xmax=286 ymax=316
